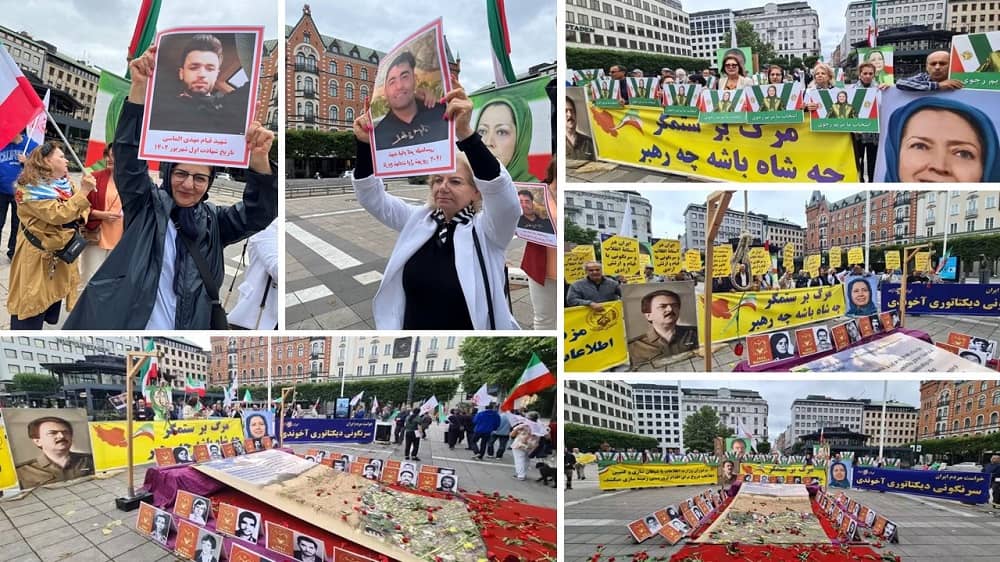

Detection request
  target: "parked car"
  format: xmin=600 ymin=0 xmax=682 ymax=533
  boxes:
xmin=341 ymin=169 xmax=353 ymax=178
xmin=216 ymin=172 xmax=232 ymax=181
xmin=941 ymin=462 xmax=982 ymax=472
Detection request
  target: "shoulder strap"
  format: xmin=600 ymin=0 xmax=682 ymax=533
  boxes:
xmin=176 ymin=228 xmax=222 ymax=306
xmin=471 ymin=226 xmax=495 ymax=330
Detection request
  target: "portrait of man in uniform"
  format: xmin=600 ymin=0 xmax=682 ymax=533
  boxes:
xmin=627 ymin=287 xmax=699 ymax=366
xmin=372 ymin=50 xmax=448 ymax=150
xmin=14 ymin=415 xmax=94 ymax=489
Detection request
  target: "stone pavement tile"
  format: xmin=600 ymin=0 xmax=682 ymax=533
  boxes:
xmin=0 ymin=496 xmax=43 ymax=512
xmin=312 ymin=308 xmax=364 ymax=330
xmin=18 ymin=514 xmax=68 ymax=537
xmin=25 ymin=526 xmax=76 ymax=550
xmin=0 ymin=528 xmax=25 ymax=547
xmin=113 ymin=540 xmax=169 ymax=562
xmin=98 ymin=530 xmax=149 ymax=558
xmin=3 ymin=540 xmax=35 ymax=559
xmin=3 ymin=501 xmax=48 ymax=518
xmin=35 ymin=536 xmax=99 ymax=562
xmin=45 ymin=545 xmax=109 ymax=562
xmin=155 ymin=551 xmax=184 ymax=562
xmin=10 ymin=508 xmax=58 ymax=529
xmin=81 ymin=519 xmax=133 ymax=546
xmin=7 ymin=555 xmax=41 ymax=562
xmin=62 ymin=505 xmax=102 ymax=524
xmin=42 ymin=493 xmax=84 ymax=510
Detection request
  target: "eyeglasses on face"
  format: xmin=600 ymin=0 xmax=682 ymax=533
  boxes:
xmin=724 ymin=63 xmax=739 ymax=68
xmin=171 ymin=169 xmax=211 ymax=188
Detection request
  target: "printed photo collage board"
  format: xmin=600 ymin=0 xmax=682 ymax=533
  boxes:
xmin=296 ymin=448 xmax=459 ymax=494
xmin=746 ymin=310 xmax=900 ymax=368
xmin=626 ymin=487 xmax=729 ymax=545
xmin=155 ymin=435 xmax=277 ymax=468
xmin=816 ymin=489 xmax=899 ymax=544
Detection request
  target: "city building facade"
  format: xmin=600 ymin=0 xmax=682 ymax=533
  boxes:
xmin=632 ymin=383 xmax=682 ymax=453
xmin=565 ymin=0 xmax=692 ymax=57
xmin=947 ymin=0 xmax=1000 ymax=33
xmin=789 ymin=395 xmax=866 ymax=440
xmin=0 ymin=25 xmax=47 ymax=75
xmin=915 ymin=190 xmax=1000 ymax=241
xmin=845 ymin=0 xmax=947 ymax=48
xmin=689 ymin=10 xmax=736 ymax=65
xmin=333 ymin=335 xmax=464 ymax=380
xmin=861 ymin=401 xmax=919 ymax=447
xmin=43 ymin=49 xmax=99 ymax=122
xmin=734 ymin=2 xmax=821 ymax=60
xmin=150 ymin=337 xmax=210 ymax=391
xmin=0 ymin=336 xmax=142 ymax=388
xmin=209 ymin=336 xmax=333 ymax=387
xmin=918 ymin=380 xmax=1000 ymax=439
xmin=805 ymin=190 xmax=911 ymax=253
xmin=258 ymin=39 xmax=280 ymax=131
xmin=763 ymin=217 xmax=806 ymax=257
xmin=566 ymin=191 xmax=653 ymax=244
xmin=683 ymin=387 xmax=769 ymax=441
xmin=564 ymin=379 xmax=635 ymax=434
xmin=683 ymin=204 xmax=804 ymax=257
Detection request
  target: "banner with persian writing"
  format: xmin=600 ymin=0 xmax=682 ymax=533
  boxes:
xmin=881 ymin=283 xmax=1000 ymax=316
xmin=599 ymin=462 xmax=719 ymax=490
xmin=738 ymin=463 xmax=827 ymax=486
xmin=564 ymin=302 xmax=628 ymax=372
xmin=280 ymin=419 xmax=376 ymax=444
xmin=697 ymin=286 xmax=847 ymax=344
xmin=586 ymin=105 xmax=857 ymax=182
xmin=853 ymin=466 xmax=990 ymax=503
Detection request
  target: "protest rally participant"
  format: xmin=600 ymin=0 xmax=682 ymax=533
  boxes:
xmin=767 ymin=65 xmax=785 ymax=85
xmin=520 ymin=160 xmax=557 ymax=330
xmin=0 ymin=132 xmax=40 ymax=261
xmin=897 ymin=51 xmax=964 ymax=91
xmin=566 ymin=261 xmax=622 ymax=311
xmin=510 ymin=411 xmax=543 ymax=481
xmin=852 ymin=62 xmax=888 ymax=183
xmin=80 ymin=144 xmax=124 ymax=283
xmin=719 ymin=53 xmax=753 ymax=91
xmin=352 ymin=83 xmax=520 ymax=330
xmin=228 ymin=218 xmax=279 ymax=329
xmin=475 ymin=97 xmax=539 ymax=182
xmin=8 ymin=141 xmax=94 ymax=329
xmin=471 ymin=403 xmax=500 ymax=460
xmin=608 ymin=64 xmax=629 ymax=104
xmin=803 ymin=63 xmax=835 ymax=112
xmin=65 ymin=46 xmax=277 ymax=329
xmin=403 ymin=407 xmax=432 ymax=461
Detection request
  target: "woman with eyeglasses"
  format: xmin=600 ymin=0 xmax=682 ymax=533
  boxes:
xmin=804 ymin=63 xmax=836 ymax=113
xmin=7 ymin=141 xmax=95 ymax=329
xmin=719 ymin=52 xmax=753 ymax=91
xmin=64 ymin=46 xmax=277 ymax=329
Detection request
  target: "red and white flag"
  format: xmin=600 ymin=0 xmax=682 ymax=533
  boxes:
xmin=24 ymin=89 xmax=49 ymax=148
xmin=0 ymin=46 xmax=44 ymax=147
xmin=500 ymin=353 xmax=555 ymax=411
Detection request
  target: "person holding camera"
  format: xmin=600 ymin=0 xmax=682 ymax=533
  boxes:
xmin=7 ymin=141 xmax=94 ymax=329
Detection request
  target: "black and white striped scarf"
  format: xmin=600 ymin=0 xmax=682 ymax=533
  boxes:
xmin=430 ymin=205 xmax=476 ymax=247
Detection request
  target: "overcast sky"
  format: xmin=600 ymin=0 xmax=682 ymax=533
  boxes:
xmin=683 ymin=0 xmax=853 ymax=60
xmin=6 ymin=0 xmax=279 ymax=76
xmin=629 ymin=379 xmax=922 ymax=439
xmin=290 ymin=1 xmax=557 ymax=92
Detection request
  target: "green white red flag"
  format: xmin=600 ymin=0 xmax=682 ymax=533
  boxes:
xmin=126 ymin=0 xmax=162 ymax=79
xmin=138 ymin=339 xmax=158 ymax=400
xmin=487 ymin=0 xmax=516 ymax=87
xmin=866 ymin=0 xmax=878 ymax=48
xmin=185 ymin=375 xmax=206 ymax=397
xmin=0 ymin=45 xmax=44 ymax=147
xmin=500 ymin=353 xmax=555 ymax=411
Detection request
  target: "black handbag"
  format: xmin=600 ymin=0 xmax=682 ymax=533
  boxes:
xmin=21 ymin=224 xmax=87 ymax=264
xmin=176 ymin=229 xmax=230 ymax=330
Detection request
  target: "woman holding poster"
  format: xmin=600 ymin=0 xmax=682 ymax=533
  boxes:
xmin=352 ymin=85 xmax=520 ymax=330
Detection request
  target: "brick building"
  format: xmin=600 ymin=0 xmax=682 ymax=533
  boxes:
xmin=805 ymin=190 xmax=916 ymax=254
xmin=918 ymin=380 xmax=1000 ymax=440
xmin=257 ymin=39 xmax=279 ymax=131
xmin=209 ymin=336 xmax=332 ymax=388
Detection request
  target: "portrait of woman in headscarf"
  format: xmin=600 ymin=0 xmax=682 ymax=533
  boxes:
xmin=474 ymin=96 xmax=539 ymax=182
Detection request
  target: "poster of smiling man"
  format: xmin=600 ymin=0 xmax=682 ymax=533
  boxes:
xmin=874 ymin=88 xmax=1000 ymax=182
xmin=369 ymin=19 xmax=454 ymax=178
xmin=142 ymin=27 xmax=264 ymax=167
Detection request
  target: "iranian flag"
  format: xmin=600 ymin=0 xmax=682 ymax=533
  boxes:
xmin=744 ymin=82 xmax=804 ymax=112
xmin=471 ymin=74 xmax=552 ymax=181
xmin=0 ymin=46 xmax=44 ymax=147
xmin=126 ymin=0 xmax=162 ymax=78
xmin=487 ymin=0 xmax=516 ymax=87
xmin=138 ymin=339 xmax=158 ymax=400
xmin=185 ymin=375 xmax=206 ymax=397
xmin=500 ymin=353 xmax=555 ymax=411
xmin=24 ymin=89 xmax=49 ymax=147
xmin=848 ymin=85 xmax=880 ymax=119
xmin=866 ymin=0 xmax=878 ymax=48
xmin=951 ymin=32 xmax=1000 ymax=73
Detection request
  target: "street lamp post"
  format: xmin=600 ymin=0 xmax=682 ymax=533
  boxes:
xmin=406 ymin=337 xmax=421 ymax=407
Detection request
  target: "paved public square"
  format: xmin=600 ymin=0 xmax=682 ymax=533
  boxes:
xmin=0 ymin=421 xmax=555 ymax=562
xmin=285 ymin=179 xmax=534 ymax=330
xmin=563 ymin=468 xmax=1000 ymax=562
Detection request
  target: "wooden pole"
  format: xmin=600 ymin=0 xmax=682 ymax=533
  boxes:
xmin=703 ymin=190 xmax=734 ymax=373
xmin=124 ymin=351 xmax=158 ymax=498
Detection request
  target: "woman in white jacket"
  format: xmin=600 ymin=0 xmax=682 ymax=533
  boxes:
xmin=351 ymin=85 xmax=520 ymax=330
xmin=228 ymin=218 xmax=278 ymax=329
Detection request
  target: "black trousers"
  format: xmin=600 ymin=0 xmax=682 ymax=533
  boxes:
xmin=853 ymin=137 xmax=877 ymax=183
xmin=0 ymin=192 xmax=19 ymax=258
xmin=11 ymin=300 xmax=61 ymax=330
xmin=404 ymin=430 xmax=420 ymax=457
xmin=394 ymin=423 xmax=404 ymax=444
xmin=472 ymin=432 xmax=491 ymax=457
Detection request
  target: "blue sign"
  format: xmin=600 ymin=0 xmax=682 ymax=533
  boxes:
xmin=853 ymin=466 xmax=990 ymax=503
xmin=940 ymin=257 xmax=958 ymax=281
xmin=880 ymin=283 xmax=1000 ymax=316
xmin=280 ymin=418 xmax=376 ymax=443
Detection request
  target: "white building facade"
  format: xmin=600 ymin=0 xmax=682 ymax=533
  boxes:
xmin=566 ymin=190 xmax=654 ymax=244
xmin=0 ymin=336 xmax=143 ymax=386
xmin=682 ymin=204 xmax=766 ymax=252
xmin=689 ymin=10 xmax=736 ymax=66
xmin=683 ymin=387 xmax=769 ymax=441
xmin=845 ymin=0 xmax=947 ymax=48
xmin=862 ymin=401 xmax=919 ymax=447
xmin=734 ymin=2 xmax=821 ymax=60
xmin=565 ymin=379 xmax=635 ymax=434
xmin=789 ymin=395 xmax=866 ymax=440
xmin=565 ymin=0 xmax=692 ymax=57
xmin=334 ymin=335 xmax=465 ymax=379
xmin=915 ymin=190 xmax=1000 ymax=241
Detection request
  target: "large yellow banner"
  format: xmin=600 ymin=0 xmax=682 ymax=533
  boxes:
xmin=0 ymin=420 xmax=18 ymax=490
xmin=587 ymin=105 xmax=858 ymax=182
xmin=564 ymin=302 xmax=628 ymax=372
xmin=829 ymin=247 xmax=842 ymax=269
xmin=89 ymin=419 xmax=245 ymax=471
xmin=697 ymin=285 xmax=847 ymax=343
xmin=599 ymin=463 xmax=719 ymax=490
xmin=739 ymin=463 xmax=827 ymax=486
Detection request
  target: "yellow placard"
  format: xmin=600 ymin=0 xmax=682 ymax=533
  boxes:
xmin=652 ymin=239 xmax=682 ymax=276
xmin=914 ymin=251 xmax=930 ymax=272
xmin=598 ymin=462 xmax=719 ymax=490
xmin=601 ymin=236 xmax=641 ymax=277
xmin=697 ymin=285 xmax=847 ymax=343
xmin=576 ymin=453 xmax=597 ymax=465
xmin=829 ymin=246 xmax=842 ymax=269
xmin=712 ymin=245 xmax=733 ymax=277
xmin=847 ymin=247 xmax=864 ymax=266
xmin=0 ymin=420 xmax=18 ymax=490
xmin=89 ymin=419 xmax=245 ymax=472
xmin=565 ymin=252 xmax=588 ymax=284
xmin=572 ymin=244 xmax=597 ymax=261
xmin=738 ymin=463 xmax=827 ymax=486
xmin=783 ymin=243 xmax=795 ymax=273
xmin=748 ymin=247 xmax=770 ymax=276
xmin=804 ymin=254 xmax=821 ymax=277
xmin=564 ymin=301 xmax=628 ymax=372
xmin=587 ymin=105 xmax=858 ymax=182
xmin=684 ymin=249 xmax=703 ymax=271
xmin=884 ymin=251 xmax=901 ymax=271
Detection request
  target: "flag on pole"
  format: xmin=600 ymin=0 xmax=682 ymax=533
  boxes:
xmin=0 ymin=45 xmax=45 ymax=147
xmin=138 ymin=339 xmax=158 ymax=401
xmin=471 ymin=383 xmax=497 ymax=407
xmin=419 ymin=395 xmax=439 ymax=415
xmin=243 ymin=389 xmax=252 ymax=403
xmin=437 ymin=404 xmax=448 ymax=423
xmin=371 ymin=396 xmax=379 ymax=414
xmin=866 ymin=0 xmax=878 ymax=48
xmin=184 ymin=375 xmax=206 ymax=397
xmin=500 ymin=353 xmax=556 ymax=411
xmin=125 ymin=0 xmax=163 ymax=79
xmin=387 ymin=408 xmax=400 ymax=421
xmin=819 ymin=426 xmax=826 ymax=444
xmin=24 ymin=88 xmax=49 ymax=147
xmin=223 ymin=376 xmax=238 ymax=408
xmin=487 ymin=0 xmax=516 ymax=87
xmin=620 ymin=194 xmax=634 ymax=238
xmin=350 ymin=390 xmax=365 ymax=407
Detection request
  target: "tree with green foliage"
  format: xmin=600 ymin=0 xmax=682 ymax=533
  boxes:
xmin=720 ymin=21 xmax=777 ymax=68
xmin=755 ymin=440 xmax=772 ymax=454
xmin=458 ymin=337 xmax=557 ymax=398
xmin=683 ymin=406 xmax=733 ymax=452
xmin=10 ymin=373 xmax=59 ymax=393
xmin=566 ymin=47 xmax=706 ymax=76
xmin=330 ymin=130 xmax=357 ymax=161
xmin=243 ymin=378 xmax=460 ymax=410
xmin=565 ymin=423 xmax=659 ymax=452
xmin=565 ymin=221 xmax=599 ymax=246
